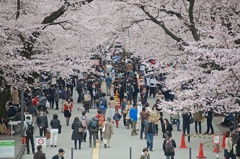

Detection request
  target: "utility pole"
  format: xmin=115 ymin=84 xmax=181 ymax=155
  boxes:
xmin=20 ymin=89 xmax=24 ymax=137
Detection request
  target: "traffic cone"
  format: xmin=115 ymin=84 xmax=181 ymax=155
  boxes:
xmin=196 ymin=142 xmax=206 ymax=158
xmin=213 ymin=144 xmax=221 ymax=153
xmin=179 ymin=133 xmax=187 ymax=148
xmin=221 ymin=132 xmax=226 ymax=148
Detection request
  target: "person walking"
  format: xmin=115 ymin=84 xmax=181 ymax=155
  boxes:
xmin=125 ymin=101 xmax=132 ymax=129
xmin=193 ymin=110 xmax=202 ymax=134
xmin=88 ymin=116 xmax=98 ymax=148
xmin=121 ymin=97 xmax=127 ymax=127
xmin=113 ymin=109 xmax=121 ymax=128
xmin=95 ymin=110 xmax=105 ymax=141
xmin=103 ymin=117 xmax=113 ymax=148
xmin=162 ymin=118 xmax=173 ymax=139
xmin=140 ymin=148 xmax=150 ymax=159
xmin=71 ymin=117 xmax=83 ymax=150
xmin=132 ymin=81 xmax=139 ymax=105
xmin=108 ymin=96 xmax=116 ymax=121
xmin=236 ymin=125 xmax=240 ymax=159
xmin=50 ymin=114 xmax=61 ymax=147
xmin=163 ymin=132 xmax=177 ymax=159
xmin=130 ymin=103 xmax=138 ymax=136
xmin=136 ymin=100 xmax=143 ymax=131
xmin=63 ymin=98 xmax=73 ymax=126
xmin=182 ymin=110 xmax=192 ymax=142
xmin=105 ymin=73 xmax=112 ymax=96
xmin=140 ymin=107 xmax=150 ymax=140
xmin=224 ymin=131 xmax=235 ymax=159
xmin=150 ymin=104 xmax=160 ymax=136
xmin=23 ymin=116 xmax=35 ymax=154
xmin=52 ymin=148 xmax=65 ymax=159
xmin=80 ymin=111 xmax=88 ymax=142
xmin=47 ymin=85 xmax=55 ymax=109
xmin=145 ymin=116 xmax=156 ymax=151
xmin=34 ymin=145 xmax=46 ymax=159
xmin=36 ymin=108 xmax=48 ymax=136
xmin=98 ymin=93 xmax=108 ymax=116
xmin=54 ymin=86 xmax=60 ymax=110
xmin=60 ymin=86 xmax=70 ymax=113
xmin=204 ymin=108 xmax=214 ymax=135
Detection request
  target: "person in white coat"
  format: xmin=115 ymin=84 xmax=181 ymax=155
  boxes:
xmin=136 ymin=101 xmax=143 ymax=131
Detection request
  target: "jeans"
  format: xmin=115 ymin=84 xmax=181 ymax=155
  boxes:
xmin=171 ymin=119 xmax=180 ymax=130
xmin=55 ymin=101 xmax=59 ymax=109
xmin=89 ymin=131 xmax=97 ymax=146
xmin=206 ymin=118 xmax=214 ymax=134
xmin=146 ymin=133 xmax=154 ymax=150
xmin=77 ymin=90 xmax=82 ymax=103
xmin=149 ymin=87 xmax=156 ymax=97
xmin=50 ymin=129 xmax=58 ymax=146
xmin=131 ymin=121 xmax=137 ymax=135
xmin=195 ymin=121 xmax=202 ymax=133
xmin=140 ymin=121 xmax=145 ymax=139
xmin=26 ymin=135 xmax=35 ymax=153
xmin=166 ymin=156 xmax=174 ymax=159
xmin=96 ymin=129 xmax=103 ymax=141
xmin=49 ymin=98 xmax=54 ymax=108
xmin=39 ymin=127 xmax=47 ymax=137
xmin=183 ymin=125 xmax=190 ymax=142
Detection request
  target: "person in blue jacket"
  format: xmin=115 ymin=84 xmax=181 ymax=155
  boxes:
xmin=130 ymin=103 xmax=138 ymax=136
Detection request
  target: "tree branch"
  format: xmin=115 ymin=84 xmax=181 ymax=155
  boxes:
xmin=42 ymin=21 xmax=73 ymax=30
xmin=139 ymin=5 xmax=188 ymax=46
xmin=16 ymin=0 xmax=20 ymax=20
xmin=187 ymin=0 xmax=200 ymax=41
xmin=159 ymin=8 xmax=183 ymax=19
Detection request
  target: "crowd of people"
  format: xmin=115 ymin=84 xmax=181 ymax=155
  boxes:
xmin=1 ymin=47 xmax=240 ymax=159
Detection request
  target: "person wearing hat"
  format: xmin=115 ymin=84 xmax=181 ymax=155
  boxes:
xmin=52 ymin=148 xmax=65 ymax=159
xmin=33 ymin=145 xmax=46 ymax=159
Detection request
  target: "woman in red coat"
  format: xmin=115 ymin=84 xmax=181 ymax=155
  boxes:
xmin=64 ymin=98 xmax=73 ymax=126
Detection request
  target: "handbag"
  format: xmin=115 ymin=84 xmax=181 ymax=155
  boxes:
xmin=78 ymin=127 xmax=84 ymax=133
xmin=58 ymin=125 xmax=62 ymax=134
xmin=123 ymin=110 xmax=128 ymax=114
xmin=102 ymin=122 xmax=110 ymax=133
xmin=45 ymin=131 xmax=50 ymax=139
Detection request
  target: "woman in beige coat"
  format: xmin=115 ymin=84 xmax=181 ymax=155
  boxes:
xmin=150 ymin=105 xmax=160 ymax=136
xmin=103 ymin=117 xmax=113 ymax=148
xmin=125 ymin=101 xmax=132 ymax=129
xmin=193 ymin=110 xmax=202 ymax=134
xmin=108 ymin=96 xmax=116 ymax=121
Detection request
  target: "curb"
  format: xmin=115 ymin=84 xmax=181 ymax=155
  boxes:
xmin=16 ymin=145 xmax=26 ymax=159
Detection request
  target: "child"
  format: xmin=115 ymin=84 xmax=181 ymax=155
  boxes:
xmin=113 ymin=109 xmax=122 ymax=128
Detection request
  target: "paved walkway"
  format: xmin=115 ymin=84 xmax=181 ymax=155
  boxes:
xmin=21 ymin=84 xmax=226 ymax=159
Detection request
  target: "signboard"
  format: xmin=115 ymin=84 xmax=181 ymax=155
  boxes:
xmin=0 ymin=140 xmax=15 ymax=158
xmin=36 ymin=137 xmax=47 ymax=148
xmin=214 ymin=135 xmax=220 ymax=144
xmin=51 ymin=78 xmax=57 ymax=85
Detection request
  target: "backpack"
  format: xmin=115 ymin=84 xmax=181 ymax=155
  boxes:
xmin=98 ymin=115 xmax=105 ymax=127
xmin=81 ymin=117 xmax=87 ymax=128
xmin=90 ymin=118 xmax=98 ymax=129
xmin=84 ymin=94 xmax=91 ymax=102
xmin=99 ymin=101 xmax=106 ymax=111
xmin=165 ymin=138 xmax=173 ymax=153
xmin=26 ymin=122 xmax=34 ymax=136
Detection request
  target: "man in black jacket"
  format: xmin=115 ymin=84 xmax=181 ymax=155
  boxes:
xmin=144 ymin=116 xmax=156 ymax=151
xmin=52 ymin=148 xmax=65 ymax=159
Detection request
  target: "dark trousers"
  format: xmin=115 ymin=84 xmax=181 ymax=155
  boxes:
xmin=89 ymin=131 xmax=97 ymax=147
xmin=183 ymin=125 xmax=190 ymax=142
xmin=96 ymin=129 xmax=103 ymax=141
xmin=149 ymin=87 xmax=156 ymax=97
xmin=55 ymin=101 xmax=59 ymax=109
xmin=74 ymin=140 xmax=81 ymax=149
xmin=195 ymin=121 xmax=202 ymax=133
xmin=140 ymin=121 xmax=145 ymax=139
xmin=77 ymin=90 xmax=82 ymax=103
xmin=123 ymin=114 xmax=126 ymax=127
xmin=146 ymin=86 xmax=149 ymax=97
xmin=83 ymin=132 xmax=87 ymax=142
xmin=155 ymin=124 xmax=159 ymax=134
xmin=49 ymin=98 xmax=54 ymax=108
xmin=206 ymin=118 xmax=214 ymax=134
xmin=39 ymin=127 xmax=47 ymax=137
xmin=26 ymin=136 xmax=35 ymax=153
xmin=133 ymin=95 xmax=138 ymax=105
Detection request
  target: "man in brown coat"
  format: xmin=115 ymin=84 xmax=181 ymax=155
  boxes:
xmin=193 ymin=110 xmax=202 ymax=134
xmin=34 ymin=145 xmax=46 ymax=159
